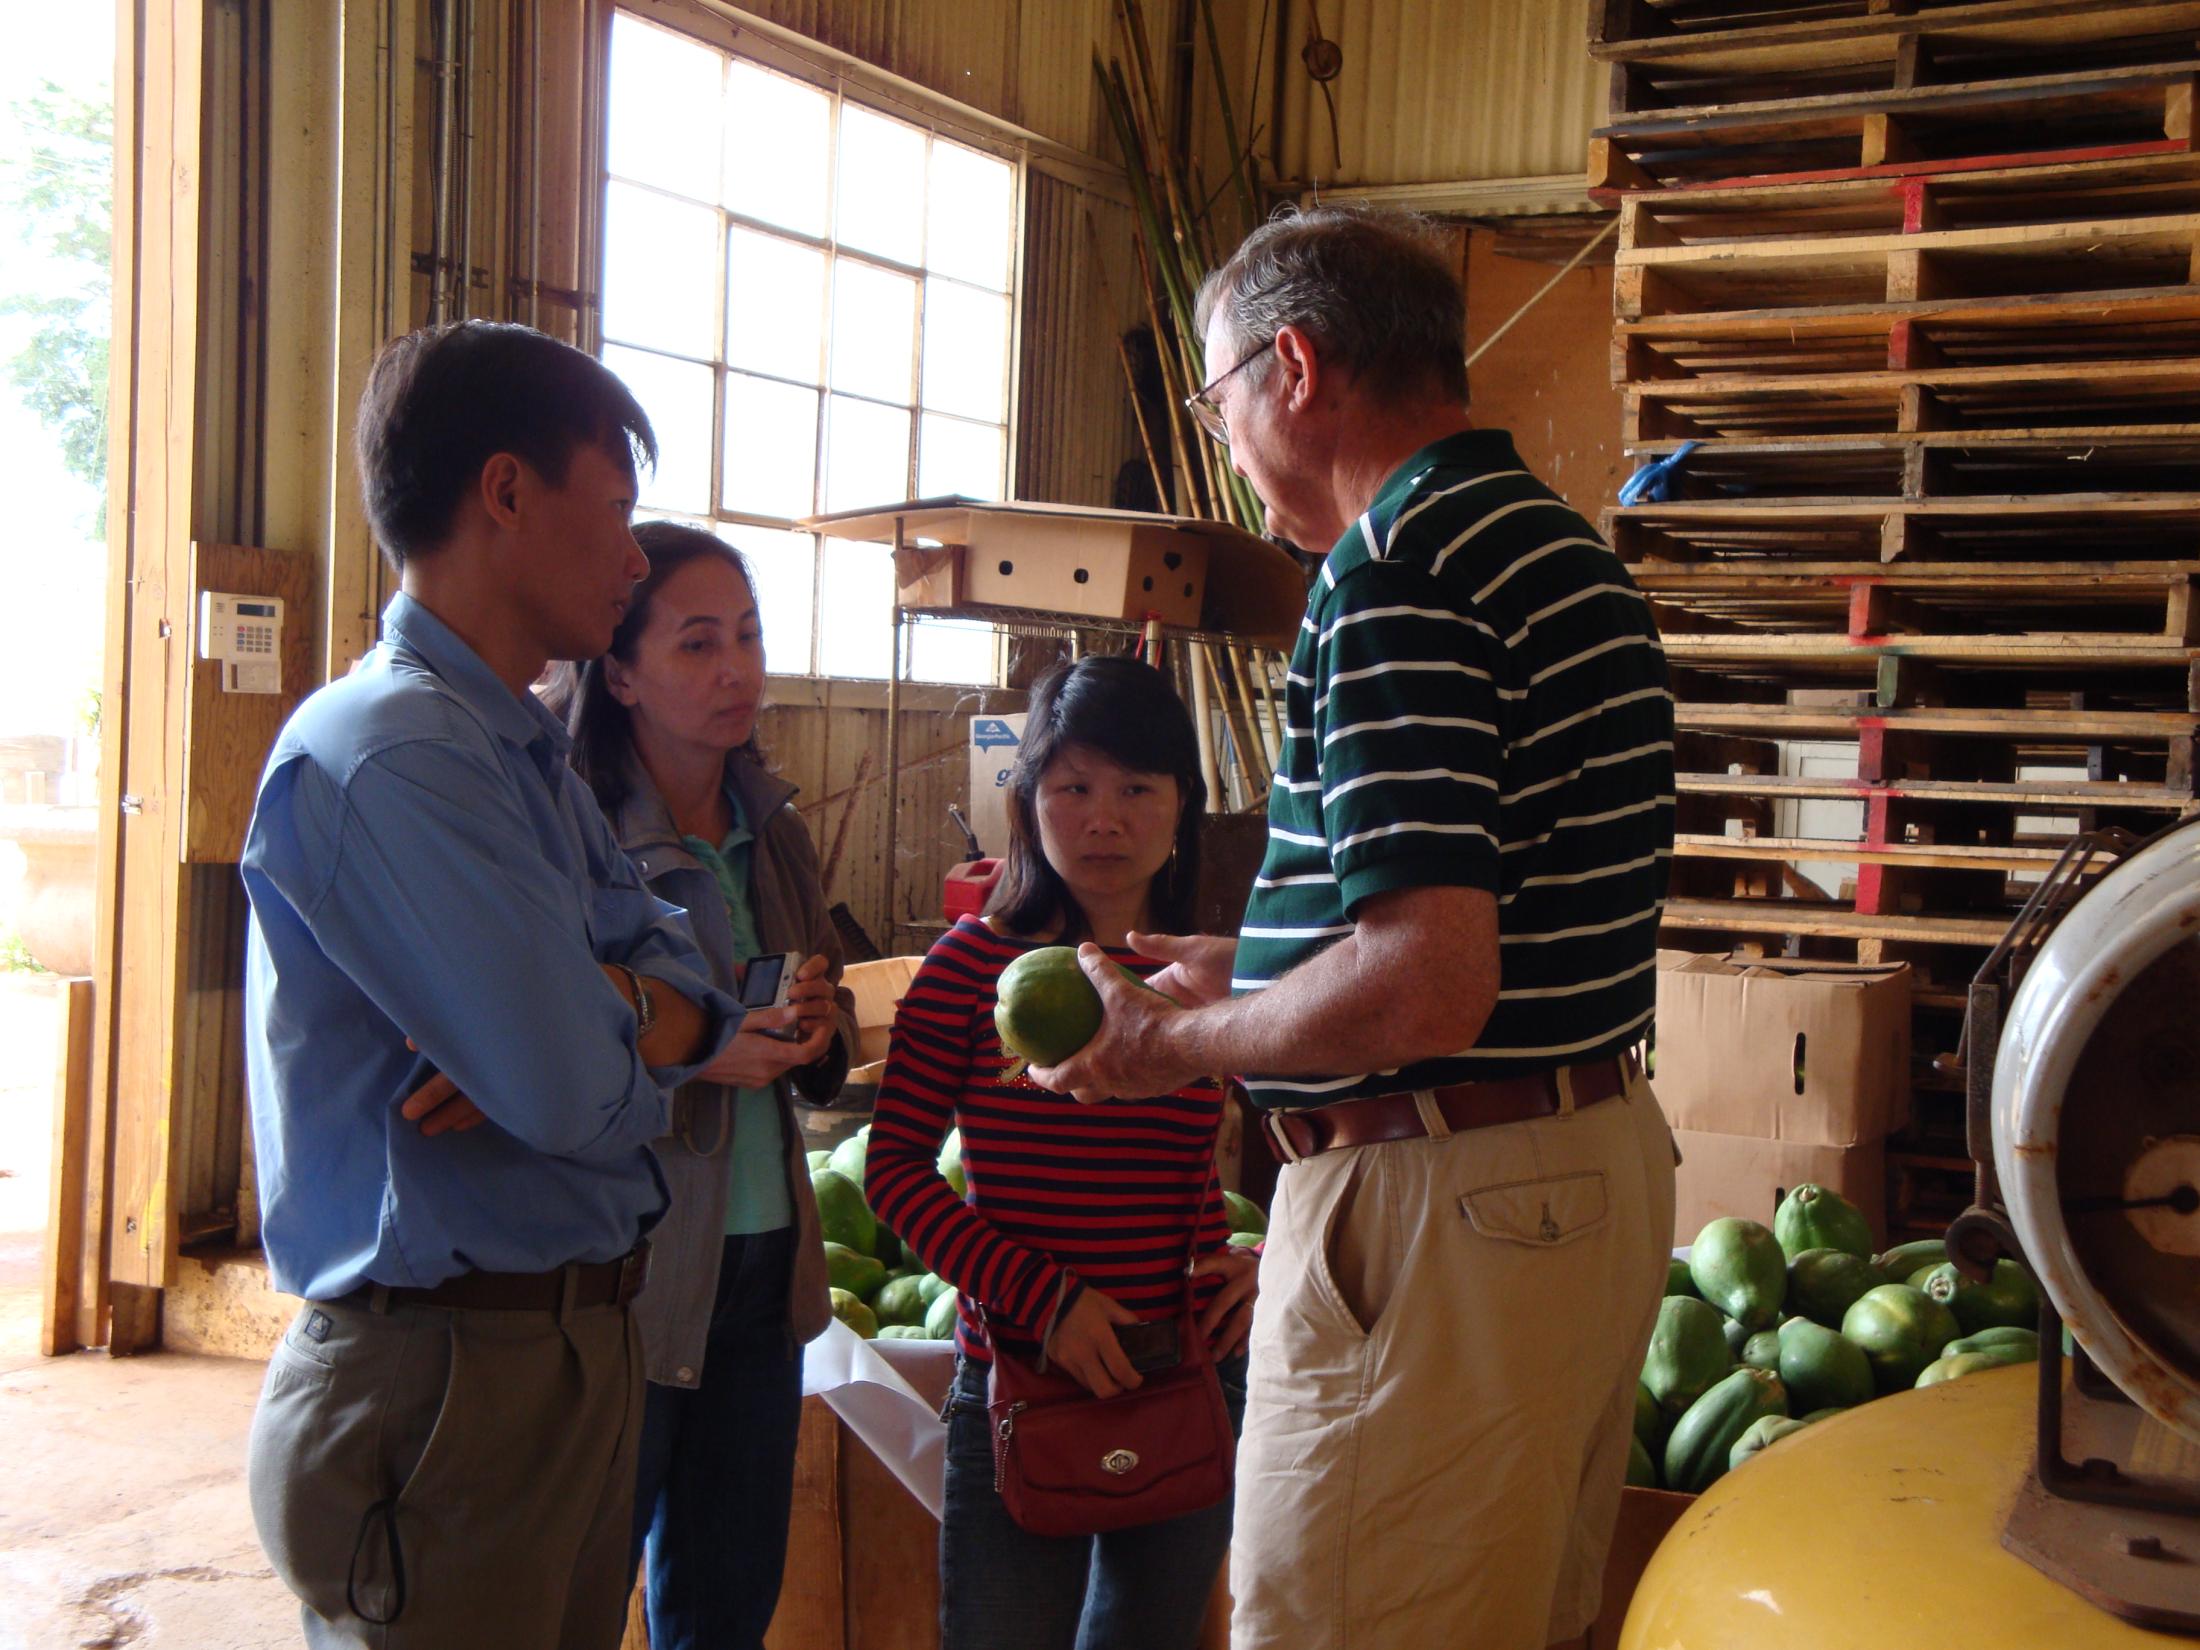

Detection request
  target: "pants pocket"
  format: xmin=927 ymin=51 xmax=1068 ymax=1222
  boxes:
xmin=1458 ymin=1168 xmax=1610 ymax=1249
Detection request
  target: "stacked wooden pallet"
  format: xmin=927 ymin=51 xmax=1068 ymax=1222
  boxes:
xmin=1592 ymin=0 xmax=2200 ymax=1239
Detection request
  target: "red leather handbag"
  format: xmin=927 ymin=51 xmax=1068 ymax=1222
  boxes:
xmin=983 ymin=1274 xmax=1236 ymax=1538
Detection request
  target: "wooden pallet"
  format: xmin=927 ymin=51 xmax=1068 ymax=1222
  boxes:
xmin=1618 ymin=207 xmax=2200 ymax=319
xmin=1616 ymin=285 xmax=2200 ymax=384
xmin=1594 ymin=60 xmax=2200 ymax=191
xmin=1592 ymin=0 xmax=2200 ymax=69
xmin=1618 ymin=436 xmax=2200 ymax=505
xmin=1610 ymin=493 xmax=2200 ymax=563
xmin=1640 ymin=560 xmax=2200 ymax=635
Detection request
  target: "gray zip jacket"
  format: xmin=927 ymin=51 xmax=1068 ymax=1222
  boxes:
xmin=611 ymin=749 xmax=854 ymax=1385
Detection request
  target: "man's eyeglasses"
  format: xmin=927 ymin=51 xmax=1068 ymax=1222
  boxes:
xmin=1183 ymin=337 xmax=1275 ymax=444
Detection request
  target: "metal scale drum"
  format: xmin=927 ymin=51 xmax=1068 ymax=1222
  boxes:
xmin=1621 ymin=823 xmax=2200 ymax=1646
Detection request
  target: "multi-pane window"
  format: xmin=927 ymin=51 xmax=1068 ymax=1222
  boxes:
xmin=600 ymin=11 xmax=1017 ymax=680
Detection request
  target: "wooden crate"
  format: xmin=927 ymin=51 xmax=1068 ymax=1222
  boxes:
xmin=624 ymin=1396 xmax=1230 ymax=1650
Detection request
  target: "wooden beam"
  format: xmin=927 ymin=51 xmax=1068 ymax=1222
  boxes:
xmin=39 ymin=979 xmax=95 ymax=1357
xmin=102 ymin=0 xmax=209 ymax=1299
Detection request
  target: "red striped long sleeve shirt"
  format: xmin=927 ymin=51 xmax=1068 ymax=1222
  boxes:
xmin=866 ymin=917 xmax=1228 ymax=1361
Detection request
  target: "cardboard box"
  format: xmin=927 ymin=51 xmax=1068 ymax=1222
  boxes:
xmin=967 ymin=712 xmax=1027 ymax=861
xmin=841 ymin=955 xmax=924 ymax=1068
xmin=1672 ymin=1129 xmax=1888 ymax=1245
xmin=895 ymin=512 xmax=1209 ymax=627
xmin=1652 ymin=950 xmax=1911 ymax=1145
xmin=893 ymin=540 xmax=964 ymax=610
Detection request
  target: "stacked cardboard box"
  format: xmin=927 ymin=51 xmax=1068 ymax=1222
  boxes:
xmin=1652 ymin=950 xmax=1911 ymax=1240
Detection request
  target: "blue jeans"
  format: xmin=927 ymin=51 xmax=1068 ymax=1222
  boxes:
xmin=630 ymin=1228 xmax=805 ymax=1650
xmin=941 ymin=1349 xmax=1249 ymax=1650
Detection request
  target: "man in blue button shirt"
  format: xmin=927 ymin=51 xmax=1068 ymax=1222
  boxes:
xmin=240 ymin=320 xmax=741 ymax=1649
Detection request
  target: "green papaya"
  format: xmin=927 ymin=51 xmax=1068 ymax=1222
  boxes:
xmin=1634 ymin=1382 xmax=1663 ymax=1449
xmin=1787 ymin=1248 xmax=1887 ymax=1328
xmin=1842 ymin=1284 xmax=1960 ymax=1393
xmin=916 ymin=1272 xmax=954 ymax=1306
xmin=873 ymin=1225 xmax=904 ymax=1268
xmin=1874 ymin=1238 xmax=1947 ymax=1281
xmin=1773 ymin=1183 xmax=1875 ymax=1262
xmin=876 ymin=1324 xmax=931 ymax=1339
xmin=1226 ymin=1230 xmax=1263 ymax=1250
xmin=1798 ymin=1407 xmax=1849 ymax=1423
xmin=812 ymin=1168 xmax=877 ymax=1257
xmin=872 ymin=1273 xmax=930 ymax=1327
xmin=1742 ymin=1331 xmax=1783 ymax=1372
xmin=1945 ymin=1326 xmax=2038 ymax=1359
xmin=823 ymin=1241 xmax=887 ymax=1301
xmin=1665 ymin=1257 xmax=1700 ymax=1299
xmin=806 ymin=1149 xmax=833 ymax=1173
xmin=1643 ymin=1295 xmax=1732 ymax=1418
xmin=924 ymin=1287 xmax=960 ymax=1339
xmin=937 ymin=1127 xmax=968 ymax=1198
xmin=1627 ymin=1432 xmax=1658 ymax=1488
xmin=1917 ymin=1349 xmax=2023 ymax=1387
xmin=1665 ymin=1367 xmax=1788 ymax=1494
xmin=1776 ymin=1316 xmax=1876 ymax=1412
xmin=1722 ymin=1316 xmax=1752 ymax=1358
xmin=1919 ymin=1259 xmax=2038 ymax=1336
xmin=1729 ymin=1414 xmax=1810 ymax=1471
xmin=1222 ymin=1189 xmax=1268 ymax=1237
xmin=828 ymin=1125 xmax=869 ymax=1192
xmin=1690 ymin=1218 xmax=1787 ymax=1330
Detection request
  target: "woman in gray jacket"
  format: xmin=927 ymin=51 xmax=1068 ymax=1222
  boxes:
xmin=558 ymin=520 xmax=856 ymax=1650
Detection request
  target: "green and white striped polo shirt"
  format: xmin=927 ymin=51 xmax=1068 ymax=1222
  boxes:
xmin=1234 ymin=429 xmax=1674 ymax=1110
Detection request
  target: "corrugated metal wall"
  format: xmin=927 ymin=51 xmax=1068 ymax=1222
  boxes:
xmin=1196 ymin=0 xmax=1597 ymax=191
xmin=730 ymin=0 xmax=1175 ymax=158
xmin=1017 ymin=173 xmax=1143 ymax=509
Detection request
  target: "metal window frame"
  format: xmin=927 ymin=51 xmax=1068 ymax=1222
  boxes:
xmin=596 ymin=4 xmax=1023 ymax=683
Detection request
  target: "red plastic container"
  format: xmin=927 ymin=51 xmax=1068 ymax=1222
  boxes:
xmin=942 ymin=857 xmax=1004 ymax=922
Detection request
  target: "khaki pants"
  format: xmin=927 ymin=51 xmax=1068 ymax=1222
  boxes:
xmin=247 ymin=1289 xmax=645 ymax=1649
xmin=1230 ymin=1067 xmax=1676 ymax=1650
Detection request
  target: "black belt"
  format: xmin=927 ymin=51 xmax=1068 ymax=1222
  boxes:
xmin=338 ymin=1242 xmax=651 ymax=1313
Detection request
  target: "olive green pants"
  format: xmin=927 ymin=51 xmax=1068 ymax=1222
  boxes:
xmin=247 ymin=1289 xmax=644 ymax=1649
xmin=1229 ymin=1066 xmax=1677 ymax=1650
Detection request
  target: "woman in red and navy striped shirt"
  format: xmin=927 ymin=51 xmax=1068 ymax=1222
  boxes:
xmin=867 ymin=655 xmax=1257 ymax=1650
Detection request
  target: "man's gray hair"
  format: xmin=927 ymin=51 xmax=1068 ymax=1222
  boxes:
xmin=1194 ymin=206 xmax=1468 ymax=403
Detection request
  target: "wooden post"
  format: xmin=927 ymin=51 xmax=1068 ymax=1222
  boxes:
xmin=40 ymin=979 xmax=95 ymax=1357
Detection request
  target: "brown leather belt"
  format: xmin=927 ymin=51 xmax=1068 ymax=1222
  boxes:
xmin=342 ymin=1242 xmax=652 ymax=1314
xmin=1263 ymin=1056 xmax=1633 ymax=1165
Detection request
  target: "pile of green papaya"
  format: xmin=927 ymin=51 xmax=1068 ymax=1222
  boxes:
xmin=808 ymin=1124 xmax=966 ymax=1340
xmin=807 ymin=1122 xmax=1269 ymax=1341
xmin=1630 ymin=1182 xmax=2042 ymax=1495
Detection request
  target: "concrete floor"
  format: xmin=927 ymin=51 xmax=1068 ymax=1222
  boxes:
xmin=0 ymin=975 xmax=298 ymax=1649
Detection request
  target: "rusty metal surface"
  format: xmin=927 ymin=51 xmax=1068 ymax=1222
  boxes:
xmin=2006 ymin=1467 xmax=2200 ymax=1635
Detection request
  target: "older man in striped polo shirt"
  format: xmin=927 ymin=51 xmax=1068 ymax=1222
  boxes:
xmin=1028 ymin=207 xmax=1678 ymax=1649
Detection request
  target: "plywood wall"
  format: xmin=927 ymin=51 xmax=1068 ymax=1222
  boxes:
xmin=1463 ymin=228 xmax=1628 ymax=522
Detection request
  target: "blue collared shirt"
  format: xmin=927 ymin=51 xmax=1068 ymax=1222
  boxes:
xmin=241 ymin=593 xmax=740 ymax=1300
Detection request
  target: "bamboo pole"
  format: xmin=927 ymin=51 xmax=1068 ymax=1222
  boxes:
xmin=1130 ymin=231 xmax=1212 ymax=520
xmin=1195 ymin=0 xmax=1261 ymax=243
xmin=1250 ymin=646 xmax=1286 ymax=757
xmin=1203 ymin=642 xmax=1263 ymax=807
xmin=1116 ymin=337 xmax=1170 ymax=508
xmin=1187 ymin=642 xmax=1224 ymax=811
xmin=1228 ymin=643 xmax=1279 ymax=772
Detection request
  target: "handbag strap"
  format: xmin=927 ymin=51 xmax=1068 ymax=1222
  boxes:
xmin=969 ymin=1158 xmax=1227 ymax=1373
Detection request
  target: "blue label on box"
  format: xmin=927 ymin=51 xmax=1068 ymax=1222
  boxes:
xmin=972 ymin=718 xmax=1021 ymax=752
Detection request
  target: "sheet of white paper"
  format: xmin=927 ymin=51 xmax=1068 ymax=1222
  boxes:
xmin=800 ymin=1320 xmax=957 ymax=1519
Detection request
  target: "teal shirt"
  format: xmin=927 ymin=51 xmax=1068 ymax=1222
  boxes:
xmin=684 ymin=797 xmax=794 ymax=1236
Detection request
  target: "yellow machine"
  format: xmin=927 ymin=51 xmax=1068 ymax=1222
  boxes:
xmin=1625 ymin=827 xmax=2200 ymax=1647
